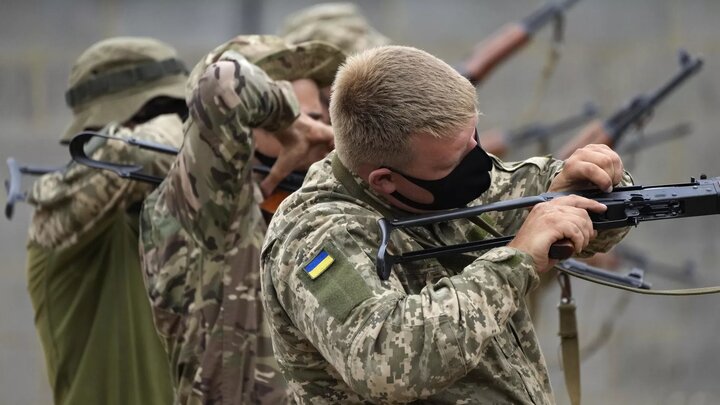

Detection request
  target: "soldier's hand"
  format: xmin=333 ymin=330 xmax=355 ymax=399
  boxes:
xmin=549 ymin=144 xmax=624 ymax=193
xmin=508 ymin=195 xmax=607 ymax=272
xmin=260 ymin=113 xmax=334 ymax=196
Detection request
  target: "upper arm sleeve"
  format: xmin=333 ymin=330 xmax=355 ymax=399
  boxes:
xmin=154 ymin=51 xmax=300 ymax=251
xmin=265 ymin=209 xmax=536 ymax=402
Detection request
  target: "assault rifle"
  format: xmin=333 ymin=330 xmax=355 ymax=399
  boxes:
xmin=4 ymin=158 xmax=64 ymax=219
xmin=556 ymin=51 xmax=703 ymax=159
xmin=460 ymin=0 xmax=580 ymax=85
xmin=480 ymin=102 xmax=598 ymax=157
xmin=376 ymin=175 xmax=720 ymax=282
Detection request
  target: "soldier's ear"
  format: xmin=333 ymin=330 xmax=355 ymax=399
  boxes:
xmin=368 ymin=168 xmax=397 ymax=195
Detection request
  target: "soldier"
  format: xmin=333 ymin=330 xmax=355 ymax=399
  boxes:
xmin=26 ymin=37 xmax=188 ymax=405
xmin=139 ymin=36 xmax=344 ymax=404
xmin=260 ymin=45 xmax=632 ymax=403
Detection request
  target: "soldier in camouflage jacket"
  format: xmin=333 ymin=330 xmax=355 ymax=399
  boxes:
xmin=261 ymin=45 xmax=632 ymax=404
xmin=139 ymin=35 xmax=344 ymax=404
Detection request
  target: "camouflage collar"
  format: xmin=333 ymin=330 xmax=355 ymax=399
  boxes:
xmin=330 ymin=154 xmax=409 ymax=219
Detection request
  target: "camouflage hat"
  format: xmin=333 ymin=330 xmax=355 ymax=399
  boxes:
xmin=61 ymin=37 xmax=188 ymax=143
xmin=281 ymin=3 xmax=390 ymax=55
xmin=187 ymin=35 xmax=346 ymax=102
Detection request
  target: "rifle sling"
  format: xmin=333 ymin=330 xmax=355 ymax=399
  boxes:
xmin=557 ymin=272 xmax=581 ymax=405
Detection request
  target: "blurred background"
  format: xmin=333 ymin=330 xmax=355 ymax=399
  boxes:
xmin=2 ymin=0 xmax=720 ymax=403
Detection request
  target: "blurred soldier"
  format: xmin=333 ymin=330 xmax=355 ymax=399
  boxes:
xmin=261 ymin=46 xmax=632 ymax=403
xmin=281 ymin=2 xmax=390 ymax=55
xmin=26 ymin=37 xmax=188 ymax=405
xmin=139 ymin=35 xmax=344 ymax=405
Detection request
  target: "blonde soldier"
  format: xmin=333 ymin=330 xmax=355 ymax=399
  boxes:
xmin=261 ymin=46 xmax=632 ymax=404
xmin=26 ymin=37 xmax=188 ymax=405
xmin=139 ymin=36 xmax=344 ymax=404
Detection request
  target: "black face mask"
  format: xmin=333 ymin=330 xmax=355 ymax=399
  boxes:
xmin=389 ymin=132 xmax=493 ymax=211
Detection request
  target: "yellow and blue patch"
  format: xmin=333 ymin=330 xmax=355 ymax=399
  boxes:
xmin=304 ymin=249 xmax=335 ymax=280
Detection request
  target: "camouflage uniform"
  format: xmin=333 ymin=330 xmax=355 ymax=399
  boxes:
xmin=139 ymin=35 xmax=344 ymax=405
xmin=260 ymin=152 xmax=632 ymax=404
xmin=25 ymin=37 xmax=187 ymax=405
xmin=281 ymin=2 xmax=390 ymax=55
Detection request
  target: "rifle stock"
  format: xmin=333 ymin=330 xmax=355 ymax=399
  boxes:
xmin=556 ymin=119 xmax=609 ymax=159
xmin=68 ymin=131 xmax=305 ymax=214
xmin=4 ymin=158 xmax=63 ymax=219
xmin=461 ymin=0 xmax=580 ymax=85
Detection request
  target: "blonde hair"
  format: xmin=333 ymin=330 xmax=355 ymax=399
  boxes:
xmin=330 ymin=45 xmax=478 ymax=173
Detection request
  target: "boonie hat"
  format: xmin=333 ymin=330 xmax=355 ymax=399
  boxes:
xmin=61 ymin=36 xmax=188 ymax=143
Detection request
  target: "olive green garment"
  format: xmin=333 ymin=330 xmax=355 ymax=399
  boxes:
xmin=26 ymin=209 xmax=173 ymax=405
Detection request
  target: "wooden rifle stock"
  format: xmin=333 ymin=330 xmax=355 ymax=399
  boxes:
xmin=463 ymin=24 xmax=530 ymax=85
xmin=461 ymin=0 xmax=581 ymax=85
xmin=556 ymin=119 xmax=610 ymax=159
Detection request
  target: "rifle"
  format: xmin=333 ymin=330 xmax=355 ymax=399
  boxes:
xmin=68 ymin=131 xmax=305 ymax=194
xmin=617 ymin=122 xmax=693 ymax=155
xmin=613 ymin=244 xmax=696 ymax=284
xmin=376 ymin=175 xmax=720 ymax=282
xmin=480 ymin=102 xmax=597 ymax=157
xmin=4 ymin=158 xmax=64 ymax=219
xmin=556 ymin=51 xmax=703 ymax=160
xmin=460 ymin=0 xmax=580 ymax=85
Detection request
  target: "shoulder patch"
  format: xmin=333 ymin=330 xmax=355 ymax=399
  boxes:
xmin=304 ymin=249 xmax=335 ymax=279
xmin=299 ymin=241 xmax=373 ymax=321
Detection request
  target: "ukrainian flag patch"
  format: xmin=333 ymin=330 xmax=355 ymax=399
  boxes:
xmin=304 ymin=249 xmax=335 ymax=279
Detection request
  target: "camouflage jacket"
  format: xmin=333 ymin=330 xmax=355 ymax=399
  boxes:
xmin=261 ymin=152 xmax=632 ymax=404
xmin=140 ymin=41 xmax=299 ymax=404
xmin=28 ymin=114 xmax=182 ymax=249
xmin=26 ymin=114 xmax=182 ymax=405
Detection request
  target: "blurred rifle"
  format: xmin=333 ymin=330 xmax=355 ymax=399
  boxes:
xmin=480 ymin=102 xmax=597 ymax=157
xmin=4 ymin=158 xmax=64 ymax=219
xmin=618 ymin=122 xmax=693 ymax=155
xmin=460 ymin=0 xmax=580 ymax=85
xmin=613 ymin=244 xmax=696 ymax=284
xmin=556 ymin=51 xmax=703 ymax=159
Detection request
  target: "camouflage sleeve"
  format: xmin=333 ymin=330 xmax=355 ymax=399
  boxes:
xmin=157 ymin=50 xmax=300 ymax=251
xmin=27 ymin=114 xmax=183 ymax=249
xmin=264 ymin=205 xmax=538 ymax=402
xmin=477 ymin=154 xmax=634 ymax=256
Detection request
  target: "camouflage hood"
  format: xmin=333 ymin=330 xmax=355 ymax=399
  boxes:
xmin=61 ymin=37 xmax=188 ymax=143
xmin=186 ymin=35 xmax=346 ymax=103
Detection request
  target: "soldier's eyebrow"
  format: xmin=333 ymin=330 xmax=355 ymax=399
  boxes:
xmin=307 ymin=112 xmax=323 ymax=121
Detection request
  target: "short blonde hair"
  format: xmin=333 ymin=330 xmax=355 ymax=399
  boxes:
xmin=330 ymin=45 xmax=478 ymax=173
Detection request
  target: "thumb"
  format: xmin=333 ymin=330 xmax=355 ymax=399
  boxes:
xmin=259 ymin=150 xmax=297 ymax=197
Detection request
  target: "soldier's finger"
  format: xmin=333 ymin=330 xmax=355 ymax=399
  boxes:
xmin=551 ymin=195 xmax=607 ymax=213
xmin=260 ymin=151 xmax=299 ymax=197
